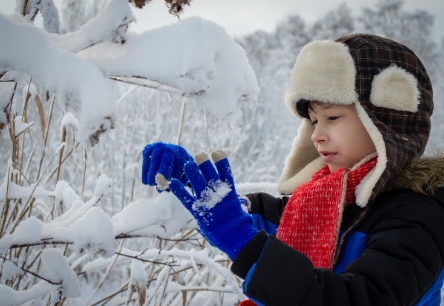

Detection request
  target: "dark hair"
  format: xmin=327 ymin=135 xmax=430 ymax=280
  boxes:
xmin=297 ymin=100 xmax=332 ymax=118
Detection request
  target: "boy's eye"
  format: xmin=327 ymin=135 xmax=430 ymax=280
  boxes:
xmin=329 ymin=116 xmax=339 ymax=121
xmin=311 ymin=119 xmax=318 ymax=126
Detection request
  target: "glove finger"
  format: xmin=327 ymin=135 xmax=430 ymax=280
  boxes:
xmin=169 ymin=179 xmax=196 ymax=211
xmin=157 ymin=150 xmax=174 ymax=181
xmin=194 ymin=151 xmax=219 ymax=183
xmin=141 ymin=144 xmax=154 ymax=185
xmin=147 ymin=145 xmax=165 ymax=185
xmin=184 ymin=162 xmax=208 ymax=198
xmin=170 ymin=145 xmax=191 ymax=182
xmin=212 ymin=150 xmax=235 ymax=188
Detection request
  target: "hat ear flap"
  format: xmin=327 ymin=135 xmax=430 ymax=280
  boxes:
xmin=370 ymin=65 xmax=420 ymax=112
xmin=277 ymin=119 xmax=324 ymax=194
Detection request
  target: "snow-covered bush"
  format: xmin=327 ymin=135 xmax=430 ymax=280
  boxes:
xmin=0 ymin=0 xmax=260 ymax=305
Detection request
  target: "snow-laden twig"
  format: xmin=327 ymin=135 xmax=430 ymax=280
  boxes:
xmin=144 ymin=265 xmax=171 ymax=306
xmin=0 ymin=255 xmax=61 ymax=286
xmin=84 ymin=239 xmax=124 ymax=306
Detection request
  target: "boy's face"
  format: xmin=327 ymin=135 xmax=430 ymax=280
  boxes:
xmin=308 ymin=103 xmax=376 ymax=172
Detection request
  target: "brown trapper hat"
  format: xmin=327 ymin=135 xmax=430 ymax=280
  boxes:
xmin=278 ymin=33 xmax=434 ymax=207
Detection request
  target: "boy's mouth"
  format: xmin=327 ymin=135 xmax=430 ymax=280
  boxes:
xmin=319 ymin=151 xmax=337 ymax=162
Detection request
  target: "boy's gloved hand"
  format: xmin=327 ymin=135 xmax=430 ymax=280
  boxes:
xmin=141 ymin=142 xmax=193 ymax=191
xmin=169 ymin=150 xmax=258 ymax=261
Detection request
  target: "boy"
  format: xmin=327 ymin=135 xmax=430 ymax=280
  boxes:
xmin=142 ymin=34 xmax=444 ymax=305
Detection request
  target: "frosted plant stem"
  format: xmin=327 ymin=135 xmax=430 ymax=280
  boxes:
xmin=0 ymin=166 xmax=12 ymax=238
xmin=177 ymin=97 xmax=187 ymax=145
xmin=130 ymin=178 xmax=135 ymax=202
xmin=156 ymin=91 xmax=161 ymax=140
xmin=21 ymin=0 xmax=29 ymax=16
xmin=0 ymin=255 xmax=60 ymax=285
xmin=24 ymin=141 xmax=37 ymax=176
xmin=8 ymin=152 xmax=57 ymax=232
xmin=21 ymin=77 xmax=32 ymax=121
xmin=117 ymin=85 xmax=137 ymax=105
xmin=42 ymin=142 xmax=80 ymax=187
xmin=56 ymin=129 xmax=67 ymax=182
xmin=92 ymin=279 xmax=131 ymax=306
xmin=204 ymin=107 xmax=210 ymax=148
xmin=124 ymin=282 xmax=134 ymax=306
xmin=86 ymin=239 xmax=125 ymax=306
xmin=19 ymin=130 xmax=26 ymax=185
xmin=35 ymin=94 xmax=55 ymax=182
xmin=82 ymin=148 xmax=87 ymax=200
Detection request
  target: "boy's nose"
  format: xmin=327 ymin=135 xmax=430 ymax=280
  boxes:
xmin=311 ymin=126 xmax=327 ymax=144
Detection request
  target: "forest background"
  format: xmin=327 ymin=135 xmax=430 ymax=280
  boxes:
xmin=0 ymin=0 xmax=443 ymax=305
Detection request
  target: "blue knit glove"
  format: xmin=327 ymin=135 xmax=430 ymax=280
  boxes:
xmin=141 ymin=142 xmax=193 ymax=191
xmin=169 ymin=150 xmax=258 ymax=260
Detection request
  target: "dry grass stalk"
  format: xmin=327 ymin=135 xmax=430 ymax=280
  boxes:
xmin=56 ymin=129 xmax=67 ymax=182
xmin=35 ymin=94 xmax=55 ymax=182
xmin=43 ymin=142 xmax=80 ymax=186
xmin=34 ymin=95 xmax=46 ymax=138
xmin=177 ymin=97 xmax=186 ymax=145
xmin=0 ymin=167 xmax=12 ymax=238
xmin=82 ymin=148 xmax=87 ymax=199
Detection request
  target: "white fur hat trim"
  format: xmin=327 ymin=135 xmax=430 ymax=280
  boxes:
xmin=370 ymin=65 xmax=420 ymax=112
xmin=277 ymin=119 xmax=325 ymax=194
xmin=354 ymin=102 xmax=387 ymax=207
xmin=285 ymin=40 xmax=359 ymax=118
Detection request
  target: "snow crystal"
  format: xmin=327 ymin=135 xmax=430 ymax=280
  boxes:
xmin=2 ymin=260 xmax=22 ymax=280
xmin=41 ymin=249 xmax=80 ymax=299
xmin=192 ymin=180 xmax=231 ymax=210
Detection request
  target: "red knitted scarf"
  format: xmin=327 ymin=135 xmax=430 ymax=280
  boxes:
xmin=276 ymin=156 xmax=377 ymax=270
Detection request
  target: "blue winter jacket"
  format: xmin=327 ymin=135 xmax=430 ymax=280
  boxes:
xmin=230 ymin=188 xmax=444 ymax=306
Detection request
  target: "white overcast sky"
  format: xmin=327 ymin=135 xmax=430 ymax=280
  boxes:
xmin=1 ymin=0 xmax=443 ymax=41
